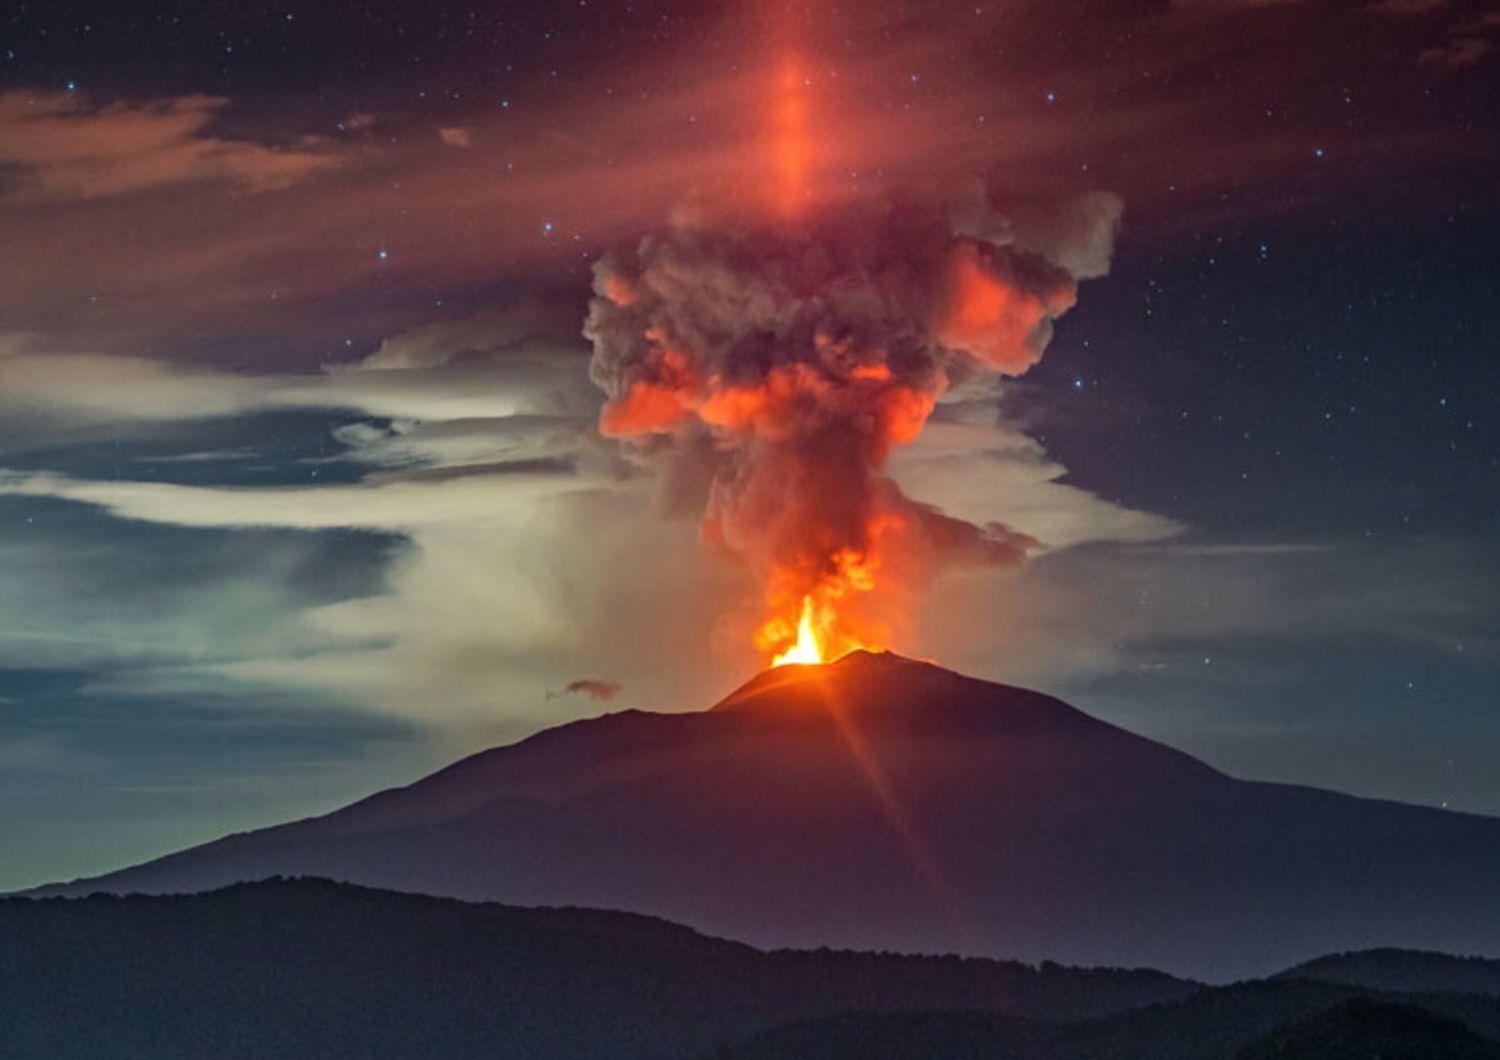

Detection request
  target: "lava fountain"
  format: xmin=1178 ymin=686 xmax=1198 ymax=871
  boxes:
xmin=771 ymin=597 xmax=824 ymax=666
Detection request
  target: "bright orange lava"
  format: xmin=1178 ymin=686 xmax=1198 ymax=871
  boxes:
xmin=760 ymin=536 xmax=894 ymax=667
xmin=771 ymin=596 xmax=825 ymax=666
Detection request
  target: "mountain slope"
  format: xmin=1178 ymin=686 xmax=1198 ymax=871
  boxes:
xmin=26 ymin=652 xmax=1500 ymax=979
xmin=0 ymin=878 xmax=1197 ymax=1060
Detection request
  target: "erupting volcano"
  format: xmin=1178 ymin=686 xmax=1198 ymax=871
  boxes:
xmin=583 ymin=13 xmax=1122 ymax=666
xmin=586 ymin=148 xmax=1118 ymax=665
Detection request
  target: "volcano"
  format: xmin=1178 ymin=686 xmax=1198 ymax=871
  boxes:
xmin=26 ymin=652 xmax=1500 ymax=980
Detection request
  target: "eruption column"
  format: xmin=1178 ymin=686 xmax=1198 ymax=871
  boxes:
xmin=586 ymin=192 xmax=1112 ymax=664
xmin=587 ymin=8 xmax=1119 ymax=665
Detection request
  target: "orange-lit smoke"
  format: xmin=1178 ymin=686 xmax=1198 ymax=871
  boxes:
xmin=586 ymin=189 xmax=1100 ymax=667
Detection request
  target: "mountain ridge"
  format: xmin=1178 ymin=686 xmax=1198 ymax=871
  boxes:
xmin=0 ymin=877 xmax=1200 ymax=1060
xmin=7 ymin=878 xmax=1500 ymax=1060
xmin=1277 ymin=950 xmax=1500 ymax=997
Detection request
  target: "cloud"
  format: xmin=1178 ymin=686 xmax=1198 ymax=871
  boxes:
xmin=913 ymin=535 xmax=1500 ymax=698
xmin=0 ymin=2 xmax=1485 ymax=358
xmin=0 ymin=91 xmax=343 ymax=202
xmin=552 ymin=679 xmax=623 ymax=702
xmin=0 ymin=316 xmax=600 ymax=459
xmin=0 ymin=515 xmax=391 ymax=684
xmin=1170 ymin=0 xmax=1300 ymax=10
xmin=331 ymin=416 xmax=591 ymax=473
xmin=1377 ymin=1 xmax=1500 ymax=68
xmin=0 ymin=441 xmax=1184 ymax=727
xmin=0 ymin=735 xmax=82 ymax=770
xmin=890 ymin=404 xmax=1183 ymax=552
xmin=1164 ymin=0 xmax=1494 ymax=73
xmin=0 ymin=315 xmax=1194 ymax=725
xmin=1370 ymin=0 xmax=1448 ymax=14
xmin=359 ymin=299 xmax=582 ymax=371
xmin=1418 ymin=35 xmax=1496 ymax=67
xmin=0 ymin=333 xmax=266 ymax=424
xmin=0 ymin=469 xmax=597 ymax=531
xmin=438 ymin=127 xmax=473 ymax=149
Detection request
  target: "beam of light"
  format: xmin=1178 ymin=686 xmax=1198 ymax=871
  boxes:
xmin=773 ymin=51 xmax=809 ymax=218
xmin=805 ymin=664 xmax=973 ymax=951
xmin=765 ymin=0 xmax=812 ymax=218
xmin=731 ymin=663 xmax=972 ymax=948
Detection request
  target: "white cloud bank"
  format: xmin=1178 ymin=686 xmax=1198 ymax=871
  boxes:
xmin=0 ymin=313 xmax=1191 ymax=725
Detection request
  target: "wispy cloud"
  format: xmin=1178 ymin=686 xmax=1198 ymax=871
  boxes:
xmin=0 ymin=91 xmax=344 ymax=203
xmin=1418 ymin=34 xmax=1496 ymax=67
xmin=1369 ymin=0 xmax=1448 ymax=14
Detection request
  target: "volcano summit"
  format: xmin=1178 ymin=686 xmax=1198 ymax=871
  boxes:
xmin=27 ymin=653 xmax=1500 ymax=980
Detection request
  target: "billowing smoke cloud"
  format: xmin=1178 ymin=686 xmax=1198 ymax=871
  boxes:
xmin=586 ymin=187 xmax=1121 ymax=659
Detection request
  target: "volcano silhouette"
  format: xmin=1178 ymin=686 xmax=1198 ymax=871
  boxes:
xmin=27 ymin=652 xmax=1500 ymax=979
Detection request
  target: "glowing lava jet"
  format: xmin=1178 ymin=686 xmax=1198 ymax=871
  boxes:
xmin=771 ymin=597 xmax=824 ymax=666
xmin=586 ymin=22 xmax=1117 ymax=668
xmin=761 ymin=543 xmax=883 ymax=666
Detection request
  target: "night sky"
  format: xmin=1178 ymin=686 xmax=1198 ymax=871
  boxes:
xmin=1 ymin=0 xmax=1497 ymax=891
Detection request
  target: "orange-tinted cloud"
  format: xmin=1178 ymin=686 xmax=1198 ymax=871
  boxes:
xmin=1419 ymin=35 xmax=1496 ymax=66
xmin=0 ymin=0 xmax=1489 ymax=361
xmin=0 ymin=91 xmax=344 ymax=203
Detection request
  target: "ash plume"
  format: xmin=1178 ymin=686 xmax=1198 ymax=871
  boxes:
xmin=585 ymin=188 xmax=1121 ymax=657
